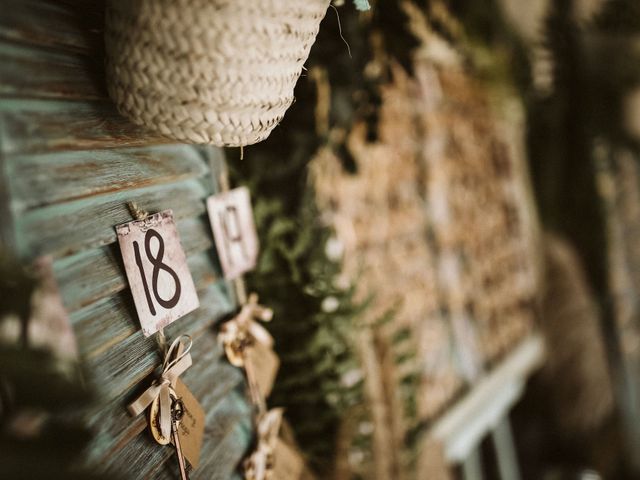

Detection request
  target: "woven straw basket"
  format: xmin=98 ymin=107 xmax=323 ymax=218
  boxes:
xmin=105 ymin=0 xmax=330 ymax=146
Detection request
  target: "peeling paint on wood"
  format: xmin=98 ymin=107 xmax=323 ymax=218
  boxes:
xmin=0 ymin=0 xmax=103 ymax=54
xmin=70 ymin=264 xmax=227 ymax=361
xmin=0 ymin=99 xmax=169 ymax=155
xmin=55 ymin=215 xmax=217 ymax=313
xmin=8 ymin=146 xmax=208 ymax=209
xmin=17 ymin=179 xmax=209 ymax=259
xmin=0 ymin=41 xmax=105 ymax=100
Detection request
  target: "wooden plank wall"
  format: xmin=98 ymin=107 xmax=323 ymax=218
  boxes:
xmin=0 ymin=1 xmax=252 ymax=478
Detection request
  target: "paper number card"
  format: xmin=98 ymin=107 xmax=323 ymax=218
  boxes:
xmin=207 ymin=187 xmax=259 ymax=280
xmin=116 ymin=210 xmax=199 ymax=337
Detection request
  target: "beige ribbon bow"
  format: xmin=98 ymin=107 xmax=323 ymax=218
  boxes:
xmin=244 ymin=408 xmax=284 ymax=480
xmin=219 ymin=293 xmax=273 ymax=367
xmin=127 ymin=335 xmax=193 ymax=441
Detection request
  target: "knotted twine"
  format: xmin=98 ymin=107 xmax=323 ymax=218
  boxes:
xmin=128 ymin=335 xmax=193 ymax=441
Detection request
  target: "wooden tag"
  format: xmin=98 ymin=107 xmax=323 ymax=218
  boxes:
xmin=116 ymin=210 xmax=199 ymax=337
xmin=273 ymin=438 xmax=304 ymax=480
xmin=175 ymin=379 xmax=205 ymax=470
xmin=207 ymin=187 xmax=259 ymax=280
xmin=247 ymin=341 xmax=280 ymax=399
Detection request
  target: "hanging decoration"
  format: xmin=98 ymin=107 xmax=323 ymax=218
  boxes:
xmin=127 ymin=335 xmax=204 ymax=480
xmin=219 ymin=292 xmax=309 ymax=479
xmin=105 ymin=0 xmax=331 ymax=146
xmin=127 ymin=336 xmax=193 ymax=446
xmin=210 ymin=154 xmax=308 ymax=478
xmin=219 ymin=293 xmax=279 ymax=406
xmin=116 ymin=207 xmax=200 ymax=338
xmin=117 ymin=203 xmax=205 ymax=479
xmin=207 ymin=186 xmax=260 ymax=281
xmin=244 ymin=409 xmax=305 ymax=480
xmin=0 ymin=256 xmax=77 ymax=360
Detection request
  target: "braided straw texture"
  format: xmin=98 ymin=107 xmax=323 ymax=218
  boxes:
xmin=105 ymin=0 xmax=330 ymax=146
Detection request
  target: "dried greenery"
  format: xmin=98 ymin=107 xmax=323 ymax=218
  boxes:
xmin=234 ymin=2 xmax=539 ymax=478
xmin=228 ymin=3 xmax=428 ymax=474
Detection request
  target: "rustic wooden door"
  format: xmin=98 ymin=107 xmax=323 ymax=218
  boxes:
xmin=0 ymin=1 xmax=251 ymax=478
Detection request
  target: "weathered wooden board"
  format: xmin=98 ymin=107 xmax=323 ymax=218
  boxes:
xmin=105 ymin=390 xmax=251 ymax=480
xmin=71 ymin=268 xmax=227 ymax=362
xmin=81 ymin=282 xmax=233 ymax=400
xmin=0 ymin=41 xmax=104 ymax=100
xmin=0 ymin=1 xmax=253 ymax=478
xmin=0 ymin=99 xmax=168 ymax=155
xmin=0 ymin=0 xmax=103 ymax=54
xmin=55 ymin=215 xmax=216 ymax=313
xmin=7 ymin=145 xmax=208 ymax=209
xmin=84 ymin=328 xmax=247 ymax=468
xmin=16 ymin=179 xmax=208 ymax=258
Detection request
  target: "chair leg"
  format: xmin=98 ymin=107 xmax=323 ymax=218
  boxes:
xmin=492 ymin=417 xmax=522 ymax=480
xmin=462 ymin=447 xmax=484 ymax=480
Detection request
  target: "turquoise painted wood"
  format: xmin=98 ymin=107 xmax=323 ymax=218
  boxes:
xmin=17 ymin=179 xmax=209 ymax=258
xmin=0 ymin=0 xmax=253 ymax=477
xmin=55 ymin=216 xmax=215 ymax=312
xmin=0 ymin=41 xmax=104 ymax=100
xmin=0 ymin=98 xmax=169 ymax=154
xmin=7 ymin=146 xmax=209 ymax=209
xmin=0 ymin=0 xmax=103 ymax=54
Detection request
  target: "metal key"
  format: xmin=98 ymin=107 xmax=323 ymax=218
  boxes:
xmin=171 ymin=396 xmax=190 ymax=480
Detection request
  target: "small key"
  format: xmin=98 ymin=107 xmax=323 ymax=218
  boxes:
xmin=171 ymin=396 xmax=190 ymax=480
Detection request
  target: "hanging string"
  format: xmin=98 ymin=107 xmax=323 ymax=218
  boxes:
xmin=330 ymin=4 xmax=352 ymax=59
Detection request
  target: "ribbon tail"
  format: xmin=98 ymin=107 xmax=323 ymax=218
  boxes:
xmin=259 ymin=408 xmax=283 ymax=442
xmin=256 ymin=452 xmax=267 ymax=480
xmin=127 ymin=383 xmax=162 ymax=417
xmin=165 ymin=353 xmax=193 ymax=387
xmin=159 ymin=385 xmax=172 ymax=440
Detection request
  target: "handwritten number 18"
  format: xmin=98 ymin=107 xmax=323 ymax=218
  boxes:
xmin=133 ymin=228 xmax=182 ymax=316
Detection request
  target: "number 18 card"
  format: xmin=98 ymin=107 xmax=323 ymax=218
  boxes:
xmin=116 ymin=210 xmax=199 ymax=337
